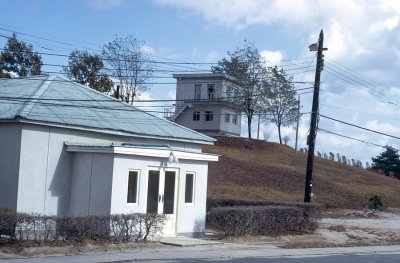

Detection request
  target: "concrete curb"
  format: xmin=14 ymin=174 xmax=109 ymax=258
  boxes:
xmin=1 ymin=245 xmax=400 ymax=262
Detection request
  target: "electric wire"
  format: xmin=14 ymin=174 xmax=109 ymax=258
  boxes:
xmin=318 ymin=128 xmax=386 ymax=148
xmin=319 ymin=114 xmax=400 ymax=140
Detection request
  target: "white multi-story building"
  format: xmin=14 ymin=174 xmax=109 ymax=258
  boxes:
xmin=168 ymin=73 xmax=242 ymax=137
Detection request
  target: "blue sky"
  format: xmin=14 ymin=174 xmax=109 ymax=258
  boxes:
xmin=1 ymin=0 xmax=400 ymax=166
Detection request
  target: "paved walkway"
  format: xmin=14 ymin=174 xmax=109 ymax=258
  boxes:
xmin=1 ymin=237 xmax=400 ymax=263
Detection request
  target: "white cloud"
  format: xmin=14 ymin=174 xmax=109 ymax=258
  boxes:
xmin=205 ymin=51 xmax=219 ymax=63
xmin=167 ymin=90 xmax=176 ymax=100
xmin=260 ymin=50 xmax=284 ymax=66
xmin=141 ymin=45 xmax=156 ymax=55
xmin=155 ymin=0 xmax=399 ymax=62
xmin=370 ymin=16 xmax=399 ymax=32
xmin=364 ymin=120 xmax=400 ymax=135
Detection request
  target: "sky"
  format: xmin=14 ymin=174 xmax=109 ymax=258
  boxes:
xmin=1 ymin=0 xmax=400 ymax=165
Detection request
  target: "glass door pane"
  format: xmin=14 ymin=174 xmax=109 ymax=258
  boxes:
xmin=146 ymin=170 xmax=160 ymax=213
xmin=163 ymin=171 xmax=176 ymax=214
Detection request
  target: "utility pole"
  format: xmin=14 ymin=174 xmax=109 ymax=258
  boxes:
xmin=304 ymin=30 xmax=327 ymax=203
xmin=294 ymin=96 xmax=300 ymax=153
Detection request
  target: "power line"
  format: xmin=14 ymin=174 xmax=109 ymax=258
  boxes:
xmin=320 ymin=103 xmax=400 ymax=122
xmin=318 ymin=128 xmax=386 ymax=148
xmin=319 ymin=114 xmax=400 ymax=140
xmin=326 ymin=60 xmax=382 ymax=87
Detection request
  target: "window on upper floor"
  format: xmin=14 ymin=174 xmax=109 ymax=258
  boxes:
xmin=232 ymin=114 xmax=238 ymax=125
xmin=194 ymin=84 xmax=202 ymax=100
xmin=207 ymin=84 xmax=215 ymax=101
xmin=205 ymin=111 xmax=214 ymax=121
xmin=193 ymin=111 xmax=200 ymax=121
xmin=224 ymin=112 xmax=230 ymax=123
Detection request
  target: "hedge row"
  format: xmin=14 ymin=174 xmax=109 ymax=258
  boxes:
xmin=206 ymin=198 xmax=320 ymax=236
xmin=207 ymin=205 xmax=318 ymax=236
xmin=207 ymin=197 xmax=321 ymax=218
xmin=0 ymin=211 xmax=165 ymax=242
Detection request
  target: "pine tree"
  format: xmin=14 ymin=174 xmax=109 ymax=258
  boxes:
xmin=371 ymin=146 xmax=400 ymax=178
xmin=0 ymin=33 xmax=42 ymax=77
xmin=63 ymin=49 xmax=113 ymax=93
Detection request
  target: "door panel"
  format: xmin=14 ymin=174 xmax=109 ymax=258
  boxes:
xmin=163 ymin=171 xmax=176 ymax=215
xmin=146 ymin=169 xmax=179 ymax=236
xmin=146 ymin=170 xmax=160 ymax=214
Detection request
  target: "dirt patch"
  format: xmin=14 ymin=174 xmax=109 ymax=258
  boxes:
xmin=0 ymin=239 xmax=160 ymax=258
xmin=327 ymin=225 xmax=346 ymax=232
xmin=220 ymin=209 xmax=400 ymax=249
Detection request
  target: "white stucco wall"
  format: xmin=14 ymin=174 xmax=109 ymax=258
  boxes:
xmin=14 ymin=122 xmax=204 ymax=216
xmin=175 ymin=104 xmax=241 ymax=136
xmin=69 ymin=152 xmax=114 ymax=215
xmin=110 ymin=155 xmax=209 ymax=235
xmin=110 ymin=154 xmax=154 ymax=214
xmin=219 ymin=105 xmax=242 ymax=136
xmin=175 ymin=160 xmax=209 ymax=235
xmin=2 ymin=121 xmax=213 ymax=236
xmin=0 ymin=123 xmax=22 ymax=211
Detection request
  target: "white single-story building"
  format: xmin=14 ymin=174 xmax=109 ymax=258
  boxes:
xmin=0 ymin=75 xmax=218 ymax=237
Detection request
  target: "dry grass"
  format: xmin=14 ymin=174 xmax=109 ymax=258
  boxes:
xmin=204 ymin=137 xmax=400 ymax=208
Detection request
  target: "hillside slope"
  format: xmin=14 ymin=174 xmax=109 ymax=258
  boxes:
xmin=204 ymin=137 xmax=400 ymax=208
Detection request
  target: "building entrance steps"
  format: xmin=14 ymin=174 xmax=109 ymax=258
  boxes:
xmin=160 ymin=236 xmax=222 ymax=247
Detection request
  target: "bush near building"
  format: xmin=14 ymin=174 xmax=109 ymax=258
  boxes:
xmin=206 ymin=198 xmax=320 ymax=236
xmin=0 ymin=209 xmax=165 ymax=243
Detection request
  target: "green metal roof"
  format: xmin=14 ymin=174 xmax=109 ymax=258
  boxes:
xmin=0 ymin=75 xmax=215 ymax=144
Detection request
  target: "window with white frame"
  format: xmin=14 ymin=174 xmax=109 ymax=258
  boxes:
xmin=127 ymin=171 xmax=139 ymax=203
xmin=193 ymin=111 xmax=200 ymax=121
xmin=205 ymin=111 xmax=214 ymax=121
xmin=185 ymin=173 xmax=194 ymax=203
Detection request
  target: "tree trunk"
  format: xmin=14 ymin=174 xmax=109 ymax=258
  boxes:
xmin=247 ymin=114 xmax=252 ymax=139
xmin=277 ymin=124 xmax=282 ymax=144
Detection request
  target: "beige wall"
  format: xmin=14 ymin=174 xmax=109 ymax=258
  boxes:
xmin=175 ymin=104 xmax=241 ymax=136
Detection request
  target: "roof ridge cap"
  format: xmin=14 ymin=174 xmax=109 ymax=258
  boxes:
xmin=17 ymin=75 xmax=55 ymax=117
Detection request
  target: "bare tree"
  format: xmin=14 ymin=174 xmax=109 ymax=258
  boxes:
xmin=102 ymin=36 xmax=155 ymax=104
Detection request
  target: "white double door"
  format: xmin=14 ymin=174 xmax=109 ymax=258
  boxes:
xmin=146 ymin=168 xmax=179 ymax=236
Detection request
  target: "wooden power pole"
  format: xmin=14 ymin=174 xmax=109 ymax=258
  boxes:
xmin=304 ymin=30 xmax=327 ymax=203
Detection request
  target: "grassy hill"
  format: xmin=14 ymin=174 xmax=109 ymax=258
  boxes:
xmin=204 ymin=137 xmax=400 ymax=208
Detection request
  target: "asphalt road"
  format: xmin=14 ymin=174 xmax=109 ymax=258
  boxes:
xmin=159 ymin=253 xmax=400 ymax=263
